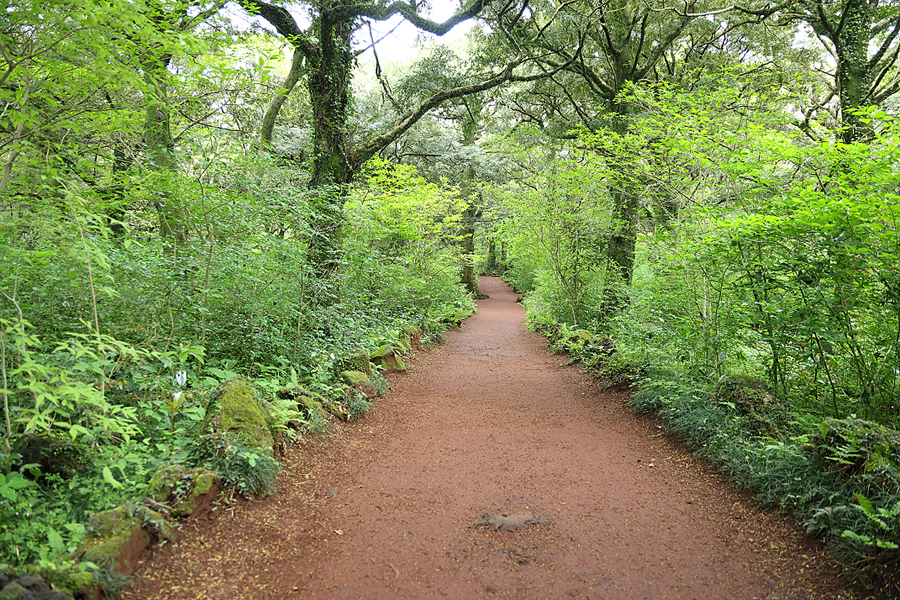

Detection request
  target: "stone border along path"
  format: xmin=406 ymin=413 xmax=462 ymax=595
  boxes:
xmin=124 ymin=276 xmax=860 ymax=600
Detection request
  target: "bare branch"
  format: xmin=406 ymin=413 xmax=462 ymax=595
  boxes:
xmin=367 ymin=21 xmax=402 ymax=112
xmin=867 ymin=16 xmax=900 ymax=72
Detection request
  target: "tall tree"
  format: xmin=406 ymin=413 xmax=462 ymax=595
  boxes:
xmin=394 ymin=45 xmax=492 ymax=296
xmin=136 ymin=1 xmax=225 ymax=244
xmin=489 ymin=0 xmax=711 ymax=285
xmin=486 ymin=0 xmax=802 ymax=287
xmin=233 ymin=0 xmax=566 ymax=274
xmin=788 ymin=0 xmax=900 ymax=141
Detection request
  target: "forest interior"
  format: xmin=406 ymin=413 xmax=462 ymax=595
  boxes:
xmin=1 ymin=0 xmax=900 ymax=598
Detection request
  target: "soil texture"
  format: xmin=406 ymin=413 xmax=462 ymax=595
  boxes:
xmin=124 ymin=277 xmax=860 ymax=600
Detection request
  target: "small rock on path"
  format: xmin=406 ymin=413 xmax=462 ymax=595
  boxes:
xmin=125 ymin=276 xmax=858 ymax=600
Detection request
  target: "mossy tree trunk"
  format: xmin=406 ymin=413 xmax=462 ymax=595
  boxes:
xmin=798 ymin=0 xmax=900 ymax=143
xmin=524 ymin=0 xmax=697 ymax=287
xmin=142 ymin=52 xmax=188 ymax=246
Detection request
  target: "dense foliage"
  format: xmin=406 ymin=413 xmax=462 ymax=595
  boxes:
xmin=497 ymin=86 xmax=900 ymax=590
xmin=2 ymin=0 xmax=899 ymax=594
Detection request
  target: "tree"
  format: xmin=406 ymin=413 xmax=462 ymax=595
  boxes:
xmin=494 ymin=130 xmax=612 ymax=325
xmin=393 ymin=44 xmax=492 ymax=295
xmin=233 ymin=0 xmax=565 ymax=275
xmin=478 ymin=0 xmax=714 ymax=285
xmin=785 ymin=0 xmax=900 ymax=141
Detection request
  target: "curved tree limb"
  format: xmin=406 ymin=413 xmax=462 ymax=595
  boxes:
xmin=234 ymin=0 xmax=318 ymax=58
xmin=329 ymin=0 xmax=493 ymax=35
xmin=351 ymin=42 xmax=583 ymax=168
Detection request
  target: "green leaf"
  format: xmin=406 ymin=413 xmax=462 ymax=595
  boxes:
xmin=47 ymin=528 xmax=66 ymax=554
xmin=0 ymin=485 xmax=16 ymax=502
xmin=855 ymin=493 xmax=875 ymax=518
xmin=102 ymin=466 xmax=124 ymax=489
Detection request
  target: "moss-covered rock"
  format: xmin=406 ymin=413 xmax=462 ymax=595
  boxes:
xmin=813 ymin=418 xmax=900 ymax=486
xmin=147 ymin=465 xmax=220 ymax=519
xmin=278 ymin=387 xmax=330 ymax=419
xmin=334 ymin=349 xmax=371 ymax=376
xmin=400 ymin=324 xmax=422 ymax=351
xmin=77 ymin=505 xmax=173 ymax=575
xmin=715 ymin=375 xmax=775 ymax=413
xmin=715 ymin=374 xmax=786 ymax=434
xmin=173 ymin=470 xmax=219 ymax=519
xmin=12 ymin=434 xmax=90 ymax=479
xmin=0 ymin=582 xmax=30 ymax=600
xmin=0 ymin=569 xmax=90 ymax=599
xmin=203 ymin=377 xmax=274 ymax=453
xmin=340 ymin=370 xmax=375 ymax=398
xmin=147 ymin=464 xmax=188 ymax=503
xmin=277 ymin=386 xmax=351 ymax=422
xmin=31 ymin=568 xmax=92 ymax=599
xmin=370 ymin=344 xmax=406 ymax=372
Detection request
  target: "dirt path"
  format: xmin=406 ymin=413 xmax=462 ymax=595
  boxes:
xmin=125 ymin=277 xmax=858 ymax=600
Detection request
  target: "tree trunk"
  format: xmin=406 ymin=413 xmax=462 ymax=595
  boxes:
xmin=304 ymin=16 xmax=355 ymax=278
xmin=142 ymin=53 xmax=187 ymax=245
xmin=459 ymin=117 xmax=480 ymax=296
xmin=835 ymin=0 xmax=875 ymax=143
xmin=260 ymin=48 xmax=305 ymax=154
xmin=485 ymin=238 xmax=497 ymax=274
xmin=106 ymin=144 xmax=131 ymax=237
xmin=606 ymin=106 xmax=639 ymax=285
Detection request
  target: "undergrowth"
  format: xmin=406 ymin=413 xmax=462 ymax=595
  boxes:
xmin=530 ymin=318 xmax=900 ymax=596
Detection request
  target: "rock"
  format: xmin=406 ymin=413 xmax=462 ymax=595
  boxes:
xmin=334 ymin=349 xmax=371 ymax=376
xmin=715 ymin=374 xmax=775 ymax=413
xmin=813 ymin=418 xmax=900 ymax=484
xmin=340 ymin=370 xmax=376 ymax=398
xmin=0 ymin=570 xmax=84 ymax=600
xmin=175 ymin=470 xmax=219 ymax=519
xmin=370 ymin=344 xmax=406 ymax=372
xmin=400 ymin=325 xmax=422 ymax=351
xmin=202 ymin=377 xmax=275 ymax=453
xmin=277 ymin=387 xmax=346 ymax=420
xmin=12 ymin=434 xmax=89 ymax=479
xmin=0 ymin=582 xmax=32 ymax=600
xmin=146 ymin=464 xmax=186 ymax=504
xmin=147 ymin=465 xmax=220 ymax=519
xmin=14 ymin=576 xmax=48 ymax=593
xmin=77 ymin=505 xmax=173 ymax=575
xmin=715 ymin=374 xmax=786 ymax=434
xmin=473 ymin=512 xmax=547 ymax=532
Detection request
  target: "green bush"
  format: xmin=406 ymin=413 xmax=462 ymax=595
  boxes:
xmin=190 ymin=434 xmax=279 ymax=498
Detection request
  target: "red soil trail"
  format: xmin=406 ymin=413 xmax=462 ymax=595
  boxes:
xmin=124 ymin=276 xmax=857 ymax=600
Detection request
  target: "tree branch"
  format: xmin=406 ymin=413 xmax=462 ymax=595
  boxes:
xmin=329 ymin=0 xmax=492 ymax=36
xmin=233 ymin=0 xmax=318 ymax=58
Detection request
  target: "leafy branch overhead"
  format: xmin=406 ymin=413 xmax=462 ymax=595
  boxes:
xmin=234 ymin=0 xmax=581 ymax=184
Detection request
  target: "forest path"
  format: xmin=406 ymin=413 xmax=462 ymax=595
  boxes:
xmin=125 ymin=276 xmax=855 ymax=600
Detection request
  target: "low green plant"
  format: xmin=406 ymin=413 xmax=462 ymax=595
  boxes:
xmin=191 ymin=435 xmax=279 ymax=497
xmin=843 ymin=495 xmax=900 ymax=550
xmin=269 ymin=398 xmax=304 ymax=445
xmin=344 ymin=392 xmax=371 ymax=421
xmin=369 ymin=371 xmax=388 ymax=397
xmin=303 ymin=411 xmax=333 ymax=437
